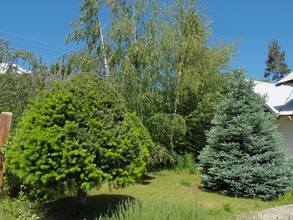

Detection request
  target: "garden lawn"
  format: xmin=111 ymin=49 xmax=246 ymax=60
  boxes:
xmin=90 ymin=170 xmax=292 ymax=220
xmin=1 ymin=170 xmax=292 ymax=220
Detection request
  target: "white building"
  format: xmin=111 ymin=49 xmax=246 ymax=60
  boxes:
xmin=254 ymin=73 xmax=293 ymax=155
xmin=0 ymin=63 xmax=31 ymax=74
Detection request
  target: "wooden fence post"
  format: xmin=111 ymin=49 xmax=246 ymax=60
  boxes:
xmin=0 ymin=112 xmax=12 ymax=193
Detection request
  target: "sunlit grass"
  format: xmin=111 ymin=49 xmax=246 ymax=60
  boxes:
xmin=0 ymin=170 xmax=292 ymax=219
xmin=91 ymin=170 xmax=292 ymax=219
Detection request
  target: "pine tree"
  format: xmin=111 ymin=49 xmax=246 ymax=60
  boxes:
xmin=198 ymin=71 xmax=292 ymax=200
xmin=264 ymin=40 xmax=290 ymax=82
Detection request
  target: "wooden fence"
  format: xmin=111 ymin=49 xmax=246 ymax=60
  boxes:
xmin=0 ymin=112 xmax=12 ymax=193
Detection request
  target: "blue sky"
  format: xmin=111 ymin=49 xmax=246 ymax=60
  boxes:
xmin=0 ymin=0 xmax=292 ymax=79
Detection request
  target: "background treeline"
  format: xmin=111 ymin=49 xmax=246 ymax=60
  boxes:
xmin=0 ymin=0 xmax=234 ymax=168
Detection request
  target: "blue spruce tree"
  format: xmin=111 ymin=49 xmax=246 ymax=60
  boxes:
xmin=198 ymin=71 xmax=292 ymax=200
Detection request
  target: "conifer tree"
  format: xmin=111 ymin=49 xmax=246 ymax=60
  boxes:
xmin=198 ymin=71 xmax=292 ymax=200
xmin=5 ymin=73 xmax=152 ymax=200
xmin=264 ymin=40 xmax=290 ymax=82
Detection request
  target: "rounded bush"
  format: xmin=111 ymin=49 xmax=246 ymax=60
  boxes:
xmin=5 ymin=73 xmax=153 ymax=199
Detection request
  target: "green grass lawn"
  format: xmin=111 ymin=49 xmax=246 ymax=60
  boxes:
xmin=93 ymin=170 xmax=292 ymax=219
xmin=1 ymin=170 xmax=292 ymax=220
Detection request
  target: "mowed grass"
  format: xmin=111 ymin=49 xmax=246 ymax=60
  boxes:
xmin=1 ymin=170 xmax=293 ymax=220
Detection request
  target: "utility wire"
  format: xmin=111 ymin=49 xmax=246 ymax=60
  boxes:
xmin=0 ymin=29 xmax=83 ymax=63
xmin=0 ymin=29 xmax=68 ymax=52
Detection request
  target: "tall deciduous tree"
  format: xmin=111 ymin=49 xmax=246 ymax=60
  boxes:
xmin=68 ymin=0 xmax=234 ymax=162
xmin=264 ymin=40 xmax=290 ymax=82
xmin=67 ymin=0 xmax=111 ymax=79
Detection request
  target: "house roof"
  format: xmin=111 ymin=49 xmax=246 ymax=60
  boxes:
xmin=253 ymin=81 xmax=293 ymax=116
xmin=276 ymin=72 xmax=293 ymax=86
xmin=0 ymin=63 xmax=31 ymax=74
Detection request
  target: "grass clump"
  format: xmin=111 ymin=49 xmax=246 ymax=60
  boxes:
xmin=274 ymin=191 xmax=293 ymax=205
xmin=103 ymin=199 xmax=230 ymax=220
xmin=180 ymin=178 xmax=193 ymax=187
xmin=175 ymin=154 xmax=197 ymax=174
xmin=0 ymin=193 xmax=42 ymax=220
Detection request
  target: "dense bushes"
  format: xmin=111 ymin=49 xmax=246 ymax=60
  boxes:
xmin=146 ymin=113 xmax=186 ymax=151
xmin=146 ymin=113 xmax=186 ymax=167
xmin=198 ymin=71 xmax=292 ymax=200
xmin=5 ymin=73 xmax=153 ymax=199
xmin=0 ymin=73 xmax=44 ymax=128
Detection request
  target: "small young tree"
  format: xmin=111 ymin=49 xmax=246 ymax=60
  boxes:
xmin=264 ymin=40 xmax=290 ymax=82
xmin=5 ymin=73 xmax=152 ymax=201
xmin=198 ymin=71 xmax=292 ymax=200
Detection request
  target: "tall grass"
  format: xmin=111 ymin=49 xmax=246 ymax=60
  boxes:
xmin=102 ymin=198 xmax=231 ymax=220
xmin=0 ymin=194 xmax=42 ymax=220
xmin=175 ymin=154 xmax=197 ymax=174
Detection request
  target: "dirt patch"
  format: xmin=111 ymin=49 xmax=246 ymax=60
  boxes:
xmin=237 ymin=205 xmax=293 ymax=220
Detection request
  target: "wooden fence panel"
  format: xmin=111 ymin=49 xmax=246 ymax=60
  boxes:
xmin=0 ymin=112 xmax=12 ymax=193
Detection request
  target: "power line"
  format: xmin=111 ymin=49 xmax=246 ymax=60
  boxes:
xmin=5 ymin=40 xmax=65 ymax=57
xmin=0 ymin=29 xmax=84 ymax=63
xmin=0 ymin=29 xmax=68 ymax=52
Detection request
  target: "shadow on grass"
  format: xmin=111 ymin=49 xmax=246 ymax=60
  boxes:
xmin=139 ymin=173 xmax=156 ymax=185
xmin=44 ymin=194 xmax=134 ymax=220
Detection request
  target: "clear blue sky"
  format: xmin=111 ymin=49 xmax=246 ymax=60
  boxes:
xmin=0 ymin=0 xmax=292 ymax=79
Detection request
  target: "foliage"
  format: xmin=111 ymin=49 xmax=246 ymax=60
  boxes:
xmin=146 ymin=113 xmax=186 ymax=153
xmin=0 ymin=39 xmax=47 ymax=75
xmin=0 ymin=73 xmax=45 ymax=128
xmin=198 ymin=71 xmax=292 ymax=200
xmin=68 ymin=0 xmax=234 ymax=164
xmin=49 ymin=52 xmax=98 ymax=78
xmin=147 ymin=145 xmax=176 ymax=169
xmin=264 ymin=39 xmax=290 ymax=82
xmin=0 ymin=39 xmax=47 ymax=128
xmin=5 ymin=73 xmax=153 ymax=199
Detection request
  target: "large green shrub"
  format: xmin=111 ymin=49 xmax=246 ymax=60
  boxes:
xmin=5 ymin=73 xmax=152 ymax=199
xmin=198 ymin=71 xmax=292 ymax=200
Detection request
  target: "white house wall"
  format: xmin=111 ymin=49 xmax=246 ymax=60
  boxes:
xmin=277 ymin=116 xmax=293 ymax=156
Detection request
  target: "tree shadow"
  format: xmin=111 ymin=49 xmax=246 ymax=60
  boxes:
xmin=44 ymin=194 xmax=135 ymax=220
xmin=140 ymin=173 xmax=156 ymax=185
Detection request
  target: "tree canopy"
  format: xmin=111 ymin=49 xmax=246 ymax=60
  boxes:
xmin=264 ymin=39 xmax=290 ymax=82
xmin=67 ymin=0 xmax=235 ymax=161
